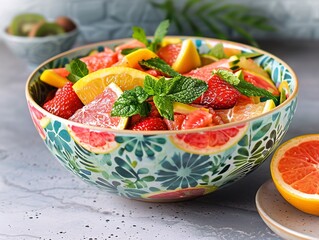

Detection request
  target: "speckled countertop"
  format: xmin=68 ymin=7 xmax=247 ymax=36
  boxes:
xmin=0 ymin=40 xmax=318 ymax=240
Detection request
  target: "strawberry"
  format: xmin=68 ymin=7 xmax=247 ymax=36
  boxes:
xmin=193 ymin=74 xmax=240 ymax=109
xmin=129 ymin=101 xmax=161 ymax=128
xmin=132 ymin=117 xmax=168 ymax=131
xmin=43 ymin=82 xmax=83 ymax=119
xmin=181 ymin=110 xmax=213 ymax=130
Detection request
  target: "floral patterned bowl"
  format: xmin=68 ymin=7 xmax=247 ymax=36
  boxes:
xmin=25 ymin=37 xmax=298 ymax=202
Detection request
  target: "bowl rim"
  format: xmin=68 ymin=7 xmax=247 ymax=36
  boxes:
xmin=25 ymin=36 xmax=299 ymax=135
xmin=1 ymin=27 xmax=78 ymax=42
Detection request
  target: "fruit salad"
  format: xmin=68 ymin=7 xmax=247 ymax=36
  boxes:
xmin=40 ymin=20 xmax=288 ymax=131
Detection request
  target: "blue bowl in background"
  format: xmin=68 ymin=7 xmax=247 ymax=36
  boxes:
xmin=1 ymin=28 xmax=78 ymax=66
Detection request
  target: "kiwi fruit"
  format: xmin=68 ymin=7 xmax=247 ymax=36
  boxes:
xmin=28 ymin=22 xmax=65 ymax=37
xmin=55 ymin=16 xmax=77 ymax=32
xmin=9 ymin=13 xmax=45 ymax=36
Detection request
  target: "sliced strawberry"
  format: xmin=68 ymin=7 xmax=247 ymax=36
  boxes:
xmin=181 ymin=110 xmax=213 ymax=130
xmin=194 ymin=74 xmax=240 ymax=109
xmin=43 ymin=82 xmax=83 ymax=119
xmin=132 ymin=117 xmax=168 ymax=131
xmin=164 ymin=114 xmax=186 ymax=130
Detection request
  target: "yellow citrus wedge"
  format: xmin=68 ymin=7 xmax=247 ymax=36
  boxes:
xmin=173 ymin=102 xmax=209 ymax=114
xmin=117 ymin=48 xmax=158 ymax=69
xmin=270 ymin=134 xmax=319 ymax=216
xmin=40 ymin=69 xmax=71 ymax=88
xmin=161 ymin=37 xmax=182 ymax=47
xmin=73 ymin=66 xmax=157 ymax=105
xmin=172 ymin=39 xmax=201 ymax=74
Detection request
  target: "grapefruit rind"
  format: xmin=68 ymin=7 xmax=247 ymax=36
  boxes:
xmin=67 ymin=125 xmax=119 ymax=154
xmin=270 ymin=134 xmax=319 ymax=216
xmin=169 ymin=123 xmax=248 ymax=155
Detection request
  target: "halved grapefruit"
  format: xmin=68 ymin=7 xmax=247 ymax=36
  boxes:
xmin=271 ymin=134 xmax=319 ymax=216
xmin=170 ymin=124 xmax=248 ymax=155
xmin=68 ymin=125 xmax=118 ymax=154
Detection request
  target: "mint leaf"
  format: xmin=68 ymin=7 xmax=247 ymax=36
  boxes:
xmin=111 ymin=87 xmax=150 ymax=117
xmin=214 ymin=69 xmax=278 ymax=103
xmin=144 ymin=75 xmax=157 ymax=95
xmin=166 ymin=75 xmax=208 ymax=103
xmin=207 ymin=43 xmax=227 ymax=59
xmin=153 ymin=95 xmax=174 ymax=120
xmin=149 ymin=20 xmax=170 ymax=52
xmin=65 ymin=59 xmax=89 ymax=83
xmin=132 ymin=20 xmax=170 ymax=53
xmin=213 ymin=69 xmax=240 ymax=85
xmin=139 ymin=58 xmax=179 ymax=77
xmin=154 ymin=77 xmax=170 ymax=96
xmin=236 ymin=80 xmax=278 ymax=103
xmin=132 ymin=26 xmax=148 ymax=46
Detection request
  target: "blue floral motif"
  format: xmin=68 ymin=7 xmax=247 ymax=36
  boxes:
xmin=115 ymin=135 xmax=166 ymax=159
xmin=45 ymin=121 xmax=72 ymax=153
xmin=95 ymin=178 xmax=148 ymax=199
xmin=156 ymin=153 xmax=211 ymax=190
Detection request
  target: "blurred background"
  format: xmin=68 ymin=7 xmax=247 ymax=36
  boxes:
xmin=1 ymin=0 xmax=318 ymax=46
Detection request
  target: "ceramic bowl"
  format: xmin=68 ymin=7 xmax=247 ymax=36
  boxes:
xmin=1 ymin=28 xmax=78 ymax=66
xmin=25 ymin=37 xmax=298 ymax=202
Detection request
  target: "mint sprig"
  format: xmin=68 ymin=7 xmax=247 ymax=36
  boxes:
xmin=139 ymin=57 xmax=179 ymax=77
xmin=65 ymin=59 xmax=89 ymax=83
xmin=111 ymin=75 xmax=207 ymax=120
xmin=130 ymin=20 xmax=170 ymax=53
xmin=213 ymin=69 xmax=278 ymax=103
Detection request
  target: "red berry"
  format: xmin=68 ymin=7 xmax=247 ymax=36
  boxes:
xmin=43 ymin=82 xmax=83 ymax=119
xmin=182 ymin=110 xmax=213 ymax=130
xmin=194 ymin=74 xmax=240 ymax=109
xmin=132 ymin=117 xmax=168 ymax=131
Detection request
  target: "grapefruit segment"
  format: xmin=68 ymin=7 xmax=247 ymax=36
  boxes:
xmin=68 ymin=125 xmax=118 ymax=153
xmin=170 ymin=124 xmax=248 ymax=154
xmin=271 ymin=134 xmax=319 ymax=216
xmin=69 ymin=82 xmax=128 ymax=129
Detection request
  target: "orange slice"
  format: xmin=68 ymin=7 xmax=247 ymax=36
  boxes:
xmin=72 ymin=66 xmax=157 ymax=105
xmin=270 ymin=134 xmax=319 ymax=216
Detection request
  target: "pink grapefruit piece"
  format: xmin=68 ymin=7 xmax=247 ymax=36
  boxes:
xmin=170 ymin=124 xmax=248 ymax=155
xmin=69 ymin=82 xmax=128 ymax=129
xmin=68 ymin=125 xmax=118 ymax=154
xmin=184 ymin=59 xmax=230 ymax=81
xmin=28 ymin=102 xmax=50 ymax=139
